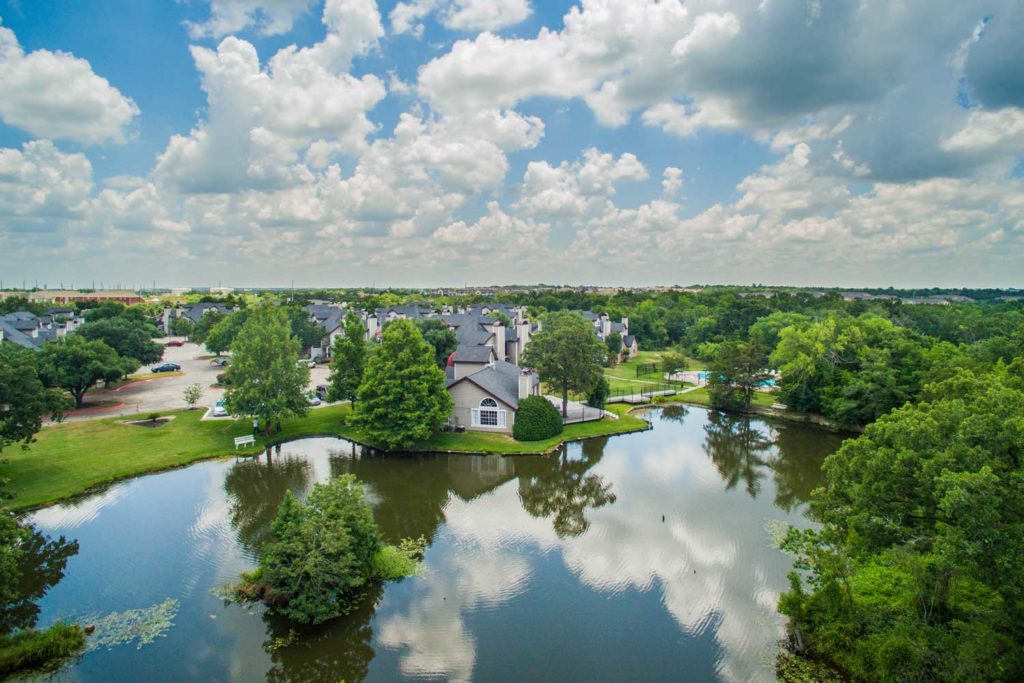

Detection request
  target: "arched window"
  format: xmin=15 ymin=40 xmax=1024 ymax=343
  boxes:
xmin=473 ymin=397 xmax=505 ymax=428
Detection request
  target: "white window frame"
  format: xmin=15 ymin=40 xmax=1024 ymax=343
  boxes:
xmin=472 ymin=398 xmax=507 ymax=428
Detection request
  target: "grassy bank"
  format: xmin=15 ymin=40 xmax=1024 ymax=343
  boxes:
xmin=1 ymin=404 xmax=648 ymax=511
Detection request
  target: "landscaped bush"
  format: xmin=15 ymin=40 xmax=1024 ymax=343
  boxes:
xmin=513 ymin=395 xmax=564 ymax=441
xmin=215 ymin=372 xmax=230 ymax=386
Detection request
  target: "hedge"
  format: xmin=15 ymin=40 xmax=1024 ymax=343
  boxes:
xmin=513 ymin=396 xmax=564 ymax=441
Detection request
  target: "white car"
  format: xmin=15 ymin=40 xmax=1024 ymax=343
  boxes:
xmin=306 ymin=392 xmax=322 ymax=406
xmin=212 ymin=401 xmax=228 ymax=417
xmin=296 ymin=359 xmax=316 ymax=369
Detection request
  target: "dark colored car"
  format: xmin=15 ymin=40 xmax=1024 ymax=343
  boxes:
xmin=151 ymin=363 xmax=181 ymax=373
xmin=164 ymin=340 xmax=185 ymax=347
xmin=315 ymin=384 xmax=329 ymax=400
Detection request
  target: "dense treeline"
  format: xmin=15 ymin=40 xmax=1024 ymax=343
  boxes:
xmin=780 ymin=364 xmax=1024 ymax=681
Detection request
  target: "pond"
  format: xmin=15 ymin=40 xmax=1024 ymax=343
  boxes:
xmin=22 ymin=406 xmax=844 ymax=682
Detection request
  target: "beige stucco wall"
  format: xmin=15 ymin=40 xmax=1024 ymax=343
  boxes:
xmin=447 ymin=380 xmax=516 ymax=433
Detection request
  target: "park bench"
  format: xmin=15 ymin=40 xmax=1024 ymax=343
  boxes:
xmin=234 ymin=435 xmax=256 ymax=449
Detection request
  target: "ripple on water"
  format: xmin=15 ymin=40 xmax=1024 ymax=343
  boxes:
xmin=27 ymin=485 xmax=127 ymax=530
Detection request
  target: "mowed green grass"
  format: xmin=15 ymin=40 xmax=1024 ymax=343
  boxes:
xmin=668 ymin=387 xmax=779 ymax=408
xmin=1 ymin=404 xmax=648 ymax=511
xmin=412 ymin=404 xmax=648 ymax=454
xmin=1 ymin=406 xmax=351 ymax=511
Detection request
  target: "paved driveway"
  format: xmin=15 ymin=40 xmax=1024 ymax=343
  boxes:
xmin=57 ymin=340 xmax=331 ymax=422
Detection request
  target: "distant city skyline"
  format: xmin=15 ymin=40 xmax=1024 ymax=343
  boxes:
xmin=1 ymin=1 xmax=1022 ymax=287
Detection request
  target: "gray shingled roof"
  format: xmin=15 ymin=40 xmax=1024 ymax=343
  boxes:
xmin=623 ymin=334 xmax=636 ymax=347
xmin=304 ymin=304 xmax=345 ymax=333
xmin=181 ymin=302 xmax=232 ymax=323
xmin=447 ymin=360 xmax=523 ymax=409
xmin=1 ymin=320 xmax=39 ymax=350
xmin=453 ymin=344 xmax=496 ymax=363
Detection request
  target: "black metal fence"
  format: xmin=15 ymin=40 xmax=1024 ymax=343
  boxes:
xmin=607 ymin=380 xmax=682 ymax=404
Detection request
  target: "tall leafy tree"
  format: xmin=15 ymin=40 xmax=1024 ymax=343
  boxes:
xmin=191 ymin=310 xmax=225 ymax=344
xmin=0 ymin=346 xmax=68 ymax=451
xmin=285 ymin=306 xmax=323 ymax=353
xmin=604 ymin=331 xmax=622 ymax=364
xmin=707 ymin=340 xmax=770 ymax=410
xmin=522 ymin=312 xmax=607 ymax=416
xmin=416 ymin=318 xmax=458 ymax=368
xmin=37 ymin=336 xmax=132 ymax=407
xmin=349 ymin=319 xmax=451 ymax=450
xmin=77 ymin=317 xmax=163 ymax=364
xmin=204 ymin=310 xmax=249 ymax=356
xmin=327 ymin=312 xmax=368 ymax=405
xmin=223 ymin=305 xmax=309 ymax=434
xmin=778 ymin=367 xmax=1024 ymax=681
xmin=252 ymin=475 xmax=383 ymax=624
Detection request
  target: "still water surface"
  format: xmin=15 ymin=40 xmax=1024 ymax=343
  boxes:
xmin=25 ymin=406 xmax=843 ymax=682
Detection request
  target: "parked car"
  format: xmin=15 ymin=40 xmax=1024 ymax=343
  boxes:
xmin=211 ymin=400 xmax=228 ymax=417
xmin=210 ymin=357 xmax=229 ymax=366
xmin=296 ymin=359 xmax=316 ymax=369
xmin=306 ymin=392 xmax=321 ymax=406
xmin=151 ymin=363 xmax=181 ymax=373
xmin=315 ymin=384 xmax=329 ymax=400
xmin=164 ymin=339 xmax=185 ymax=347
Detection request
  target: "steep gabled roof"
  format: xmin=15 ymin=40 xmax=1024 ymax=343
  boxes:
xmin=452 ymin=344 xmax=496 ymax=363
xmin=446 ymin=360 xmax=523 ymax=409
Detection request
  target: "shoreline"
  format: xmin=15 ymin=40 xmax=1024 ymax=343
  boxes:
xmin=6 ymin=399 xmax=850 ymax=514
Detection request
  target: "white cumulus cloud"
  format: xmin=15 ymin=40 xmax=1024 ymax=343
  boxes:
xmin=0 ymin=22 xmax=138 ymax=144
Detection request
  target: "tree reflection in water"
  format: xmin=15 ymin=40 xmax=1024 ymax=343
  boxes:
xmin=770 ymin=423 xmax=838 ymax=512
xmin=1 ymin=525 xmax=78 ymax=634
xmin=516 ymin=437 xmax=617 ymax=537
xmin=263 ymin=583 xmax=381 ymax=683
xmin=223 ymin=446 xmax=314 ymax=556
xmin=702 ymin=411 xmax=775 ymax=498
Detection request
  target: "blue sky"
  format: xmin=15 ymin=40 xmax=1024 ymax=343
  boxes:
xmin=0 ymin=0 xmax=1021 ymax=288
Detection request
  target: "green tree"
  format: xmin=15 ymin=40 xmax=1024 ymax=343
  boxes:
xmin=0 ymin=516 xmax=84 ymax=675
xmin=254 ymin=475 xmax=383 ymax=624
xmin=37 ymin=336 xmax=130 ymax=407
xmin=223 ymin=305 xmax=309 ymax=434
xmin=416 ymin=318 xmax=458 ymax=368
xmin=77 ymin=318 xmax=162 ymax=364
xmin=604 ymin=331 xmax=622 ymax=364
xmin=183 ymin=383 xmax=203 ymax=410
xmin=0 ymin=346 xmax=68 ymax=451
xmin=327 ymin=312 xmax=368 ymax=406
xmin=778 ymin=368 xmax=1024 ymax=682
xmin=349 ymin=319 xmax=451 ymax=450
xmin=204 ymin=310 xmax=249 ymax=356
xmin=191 ymin=310 xmax=225 ymax=344
xmin=522 ymin=312 xmax=607 ymax=416
xmin=707 ymin=340 xmax=769 ymax=410
xmin=660 ymin=349 xmax=689 ymax=376
xmin=0 ymin=298 xmax=48 ymax=316
xmin=169 ymin=316 xmax=194 ymax=338
xmin=587 ymin=376 xmax=610 ymax=410
xmin=285 ymin=306 xmax=323 ymax=353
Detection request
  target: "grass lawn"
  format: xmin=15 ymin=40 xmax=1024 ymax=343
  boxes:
xmin=1 ymin=404 xmax=648 ymax=511
xmin=667 ymin=387 xmax=779 ymax=408
xmin=604 ymin=350 xmax=706 ymax=382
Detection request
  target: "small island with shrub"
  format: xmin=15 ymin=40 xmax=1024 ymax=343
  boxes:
xmin=231 ymin=474 xmax=424 ymax=625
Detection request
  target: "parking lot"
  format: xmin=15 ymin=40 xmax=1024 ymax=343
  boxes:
xmin=59 ymin=339 xmax=330 ymax=422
